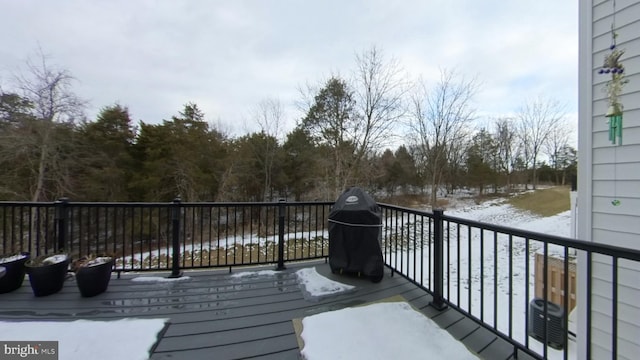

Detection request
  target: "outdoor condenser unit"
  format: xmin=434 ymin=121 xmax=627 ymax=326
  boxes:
xmin=528 ymin=298 xmax=566 ymax=350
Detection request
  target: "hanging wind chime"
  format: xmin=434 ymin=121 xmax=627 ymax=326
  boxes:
xmin=597 ymin=0 xmax=628 ymax=207
xmin=597 ymin=0 xmax=627 ymax=146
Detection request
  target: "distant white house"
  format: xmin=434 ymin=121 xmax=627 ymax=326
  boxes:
xmin=578 ymin=0 xmax=640 ymax=359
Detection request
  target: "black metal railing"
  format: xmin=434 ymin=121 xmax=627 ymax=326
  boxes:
xmin=0 ymin=199 xmax=332 ymax=273
xmin=379 ymin=203 xmax=640 ymax=360
xmin=1 ymin=199 xmax=638 ymax=360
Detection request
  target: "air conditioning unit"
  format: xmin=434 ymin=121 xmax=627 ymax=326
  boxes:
xmin=528 ymin=298 xmax=566 ymax=350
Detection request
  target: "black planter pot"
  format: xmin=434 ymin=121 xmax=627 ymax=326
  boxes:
xmin=25 ymin=256 xmax=70 ymax=297
xmin=75 ymin=257 xmax=115 ymax=297
xmin=0 ymin=253 xmax=30 ymax=294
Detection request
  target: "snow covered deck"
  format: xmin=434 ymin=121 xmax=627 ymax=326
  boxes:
xmin=0 ymin=260 xmax=532 ymax=360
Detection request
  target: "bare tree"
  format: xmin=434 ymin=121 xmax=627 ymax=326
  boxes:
xmin=16 ymin=52 xmax=83 ymax=124
xmin=352 ymin=46 xmax=410 ymax=161
xmin=516 ymin=97 xmax=565 ymax=190
xmin=253 ymin=98 xmax=284 ymax=201
xmin=297 ymin=47 xmax=410 ymax=198
xmin=493 ymin=117 xmax=517 ymax=192
xmin=444 ymin=132 xmax=470 ymax=194
xmin=254 ymin=98 xmax=283 ymax=140
xmin=408 ymin=69 xmax=478 ymax=207
xmin=5 ymin=50 xmax=84 ymax=201
xmin=544 ymin=119 xmax=572 ymax=185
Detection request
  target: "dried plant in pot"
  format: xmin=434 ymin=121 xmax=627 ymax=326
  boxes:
xmin=0 ymin=252 xmax=30 ymax=294
xmin=25 ymin=254 xmax=70 ymax=297
xmin=72 ymin=255 xmax=115 ymax=297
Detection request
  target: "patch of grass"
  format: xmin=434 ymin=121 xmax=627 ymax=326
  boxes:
xmin=472 ymin=192 xmax=507 ymax=204
xmin=506 ymin=186 xmax=570 ymax=217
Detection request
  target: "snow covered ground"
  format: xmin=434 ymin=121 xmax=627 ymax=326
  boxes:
xmin=386 ymin=195 xmax=576 ymax=359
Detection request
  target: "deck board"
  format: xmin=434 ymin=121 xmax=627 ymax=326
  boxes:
xmin=461 ymin=327 xmax=499 ymax=354
xmin=431 ymin=307 xmax=467 ymax=328
xmin=479 ymin=336 xmax=516 ymax=360
xmin=0 ymin=260 xmax=513 ymax=359
xmin=448 ymin=317 xmax=481 ymax=340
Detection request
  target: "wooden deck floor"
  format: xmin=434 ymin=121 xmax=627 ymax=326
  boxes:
xmin=0 ymin=260 xmax=524 ymax=360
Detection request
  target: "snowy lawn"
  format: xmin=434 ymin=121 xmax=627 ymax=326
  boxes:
xmin=0 ymin=318 xmax=167 ymax=360
xmin=385 ymin=197 xmax=577 ymax=359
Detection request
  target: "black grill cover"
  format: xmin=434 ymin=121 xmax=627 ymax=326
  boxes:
xmin=328 ymin=187 xmax=383 ymax=281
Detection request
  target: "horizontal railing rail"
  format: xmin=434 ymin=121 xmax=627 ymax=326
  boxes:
xmin=2 ymin=199 xmax=637 ymax=360
xmin=0 ymin=199 xmax=333 ymax=273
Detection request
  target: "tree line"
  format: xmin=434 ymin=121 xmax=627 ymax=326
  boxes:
xmin=0 ymin=47 xmax=576 ymax=205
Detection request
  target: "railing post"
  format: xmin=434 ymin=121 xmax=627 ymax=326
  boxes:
xmin=276 ymin=199 xmax=287 ymax=271
xmin=54 ymin=197 xmax=69 ymax=254
xmin=430 ymin=208 xmax=448 ymax=310
xmin=169 ymin=197 xmax=183 ymax=278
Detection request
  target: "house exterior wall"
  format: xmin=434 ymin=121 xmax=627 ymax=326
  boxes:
xmin=578 ymin=0 xmax=640 ymax=359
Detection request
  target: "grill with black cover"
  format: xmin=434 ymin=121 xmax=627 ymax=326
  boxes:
xmin=328 ymin=187 xmax=384 ymax=282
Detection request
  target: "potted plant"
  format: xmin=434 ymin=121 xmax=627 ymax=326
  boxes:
xmin=72 ymin=255 xmax=115 ymax=297
xmin=25 ymin=254 xmax=70 ymax=297
xmin=0 ymin=252 xmax=30 ymax=294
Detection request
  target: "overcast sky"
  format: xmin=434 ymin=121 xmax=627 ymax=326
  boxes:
xmin=0 ymin=0 xmax=578 ymax=139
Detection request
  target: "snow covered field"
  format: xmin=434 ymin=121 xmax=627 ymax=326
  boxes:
xmin=385 ymin=195 xmax=576 ymax=359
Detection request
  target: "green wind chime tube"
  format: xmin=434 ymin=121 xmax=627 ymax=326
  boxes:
xmin=608 ymin=114 xmax=623 ymax=145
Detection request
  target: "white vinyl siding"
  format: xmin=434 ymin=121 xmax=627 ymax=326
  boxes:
xmin=579 ymin=0 xmax=640 ymax=359
xmin=590 ymin=0 xmax=640 ymax=234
